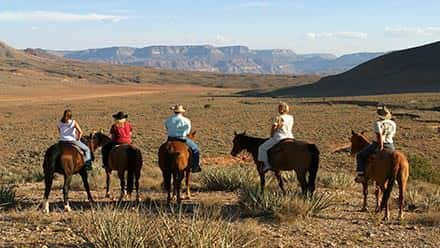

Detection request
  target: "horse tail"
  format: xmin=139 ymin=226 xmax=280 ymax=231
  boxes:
xmin=307 ymin=144 xmax=320 ymax=194
xmin=380 ymin=152 xmax=400 ymax=211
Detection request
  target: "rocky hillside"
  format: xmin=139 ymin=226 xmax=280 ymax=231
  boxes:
xmin=45 ymin=45 xmax=383 ymax=75
xmin=261 ymin=41 xmax=440 ymax=97
xmin=0 ymin=41 xmax=319 ymax=89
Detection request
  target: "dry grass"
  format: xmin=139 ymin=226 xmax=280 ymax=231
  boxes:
xmin=77 ymin=204 xmax=263 ymax=248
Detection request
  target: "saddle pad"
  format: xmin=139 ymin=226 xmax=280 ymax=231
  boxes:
xmin=59 ymin=141 xmax=85 ymax=155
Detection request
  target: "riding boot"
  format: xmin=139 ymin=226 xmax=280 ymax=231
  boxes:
xmin=262 ymin=162 xmax=271 ymax=173
xmin=84 ymin=160 xmax=92 ymax=171
xmin=191 ymin=151 xmax=202 ymax=173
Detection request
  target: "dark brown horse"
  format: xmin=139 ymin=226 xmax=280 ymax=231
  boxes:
xmin=350 ymin=130 xmax=409 ymax=220
xmin=158 ymin=131 xmax=196 ymax=203
xmin=230 ymin=132 xmax=320 ymax=195
xmin=105 ymin=142 xmax=143 ymax=202
xmin=42 ymin=132 xmax=105 ymax=213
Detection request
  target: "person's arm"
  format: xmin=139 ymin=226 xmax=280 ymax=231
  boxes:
xmin=270 ymin=124 xmax=278 ymax=137
xmin=74 ymin=121 xmax=83 ymax=140
xmin=129 ymin=123 xmax=133 ymax=137
xmin=376 ymin=132 xmax=384 ymax=150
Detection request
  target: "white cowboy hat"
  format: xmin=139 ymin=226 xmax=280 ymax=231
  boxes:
xmin=171 ymin=104 xmax=186 ymax=113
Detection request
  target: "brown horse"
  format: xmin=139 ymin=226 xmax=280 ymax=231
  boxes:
xmin=105 ymin=143 xmax=143 ymax=202
xmin=230 ymin=132 xmax=320 ymax=195
xmin=350 ymin=130 xmax=409 ymax=220
xmin=158 ymin=131 xmax=196 ymax=203
xmin=42 ymin=132 xmax=104 ymax=213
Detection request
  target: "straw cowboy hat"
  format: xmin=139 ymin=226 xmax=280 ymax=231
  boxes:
xmin=112 ymin=111 xmax=128 ymax=120
xmin=377 ymin=105 xmax=392 ymax=120
xmin=171 ymin=104 xmax=186 ymax=113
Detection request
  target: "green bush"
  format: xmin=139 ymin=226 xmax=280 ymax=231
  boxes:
xmin=0 ymin=186 xmax=16 ymax=206
xmin=408 ymin=155 xmax=440 ymax=184
xmin=319 ymin=172 xmax=353 ymax=189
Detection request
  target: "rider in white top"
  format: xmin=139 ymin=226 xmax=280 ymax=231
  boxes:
xmin=258 ymin=102 xmax=294 ymax=172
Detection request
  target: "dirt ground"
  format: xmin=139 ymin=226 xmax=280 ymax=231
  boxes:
xmin=1 ymin=85 xmax=440 ymax=247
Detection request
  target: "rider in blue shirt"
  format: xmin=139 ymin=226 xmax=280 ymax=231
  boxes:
xmin=165 ymin=104 xmax=201 ymax=172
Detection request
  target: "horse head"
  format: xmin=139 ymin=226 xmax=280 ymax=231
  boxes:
xmin=230 ymin=131 xmax=247 ymax=156
xmin=350 ymin=130 xmax=370 ymax=155
xmin=91 ymin=131 xmax=111 ymax=148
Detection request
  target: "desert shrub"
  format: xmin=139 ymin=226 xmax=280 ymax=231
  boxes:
xmin=200 ymin=166 xmax=256 ymax=191
xmin=239 ymin=186 xmax=335 ymax=219
xmin=0 ymin=185 xmax=16 ymax=206
xmin=423 ymin=189 xmax=440 ymax=211
xmin=319 ymin=172 xmax=353 ymax=189
xmin=408 ymin=155 xmax=440 ymax=184
xmin=78 ymin=205 xmax=261 ymax=248
xmin=23 ymin=168 xmax=45 ymax=183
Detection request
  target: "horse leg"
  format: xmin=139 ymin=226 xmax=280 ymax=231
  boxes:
xmin=126 ymin=169 xmax=134 ymax=200
xmin=105 ymin=170 xmax=111 ymax=199
xmin=163 ymin=170 xmax=172 ymax=203
xmin=80 ymin=170 xmax=94 ymax=203
xmin=398 ymin=175 xmax=406 ymax=220
xmin=259 ymin=171 xmax=266 ymax=193
xmin=118 ymin=171 xmax=126 ymax=202
xmin=374 ymin=184 xmax=381 ymax=212
xmin=43 ymin=171 xmax=54 ymax=213
xmin=135 ymin=168 xmax=141 ymax=202
xmin=361 ymin=182 xmax=368 ymax=212
xmin=274 ymin=170 xmax=286 ymax=195
xmin=174 ymin=171 xmax=184 ymax=204
xmin=296 ymin=171 xmax=308 ymax=195
xmin=63 ymin=175 xmax=73 ymax=212
xmin=184 ymin=169 xmax=192 ymax=199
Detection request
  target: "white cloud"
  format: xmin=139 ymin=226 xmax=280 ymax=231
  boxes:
xmin=385 ymin=26 xmax=440 ymax=37
xmin=240 ymin=1 xmax=271 ymax=8
xmin=215 ymin=33 xmax=230 ymax=43
xmin=31 ymin=26 xmax=39 ymax=30
xmin=0 ymin=11 xmax=126 ymax=22
xmin=306 ymin=32 xmax=368 ymax=40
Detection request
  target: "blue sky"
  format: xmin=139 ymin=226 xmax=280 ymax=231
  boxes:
xmin=0 ymin=0 xmax=439 ymax=55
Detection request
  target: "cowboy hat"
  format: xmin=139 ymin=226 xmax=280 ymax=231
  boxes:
xmin=112 ymin=111 xmax=128 ymax=120
xmin=171 ymin=104 xmax=186 ymax=113
xmin=377 ymin=105 xmax=392 ymax=120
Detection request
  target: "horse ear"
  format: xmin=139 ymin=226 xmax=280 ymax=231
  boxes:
xmin=361 ymin=130 xmax=367 ymax=135
xmin=351 ymin=130 xmax=355 ymax=135
xmin=192 ymin=130 xmax=197 ymax=136
xmin=243 ymin=130 xmax=247 ymax=135
xmin=234 ymin=131 xmax=238 ymax=136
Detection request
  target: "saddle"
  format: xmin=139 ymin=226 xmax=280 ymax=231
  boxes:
xmin=269 ymin=138 xmax=295 ymax=154
xmin=58 ymin=141 xmax=86 ymax=156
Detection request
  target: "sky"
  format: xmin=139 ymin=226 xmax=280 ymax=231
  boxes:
xmin=0 ymin=0 xmax=439 ymax=55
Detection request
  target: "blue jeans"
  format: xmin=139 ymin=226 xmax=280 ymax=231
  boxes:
xmin=356 ymin=142 xmax=395 ymax=173
xmin=168 ymin=136 xmax=200 ymax=168
xmin=71 ymin=140 xmax=92 ymax=163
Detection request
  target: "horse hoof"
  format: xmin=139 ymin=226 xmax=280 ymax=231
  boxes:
xmin=361 ymin=207 xmax=368 ymax=212
xmin=64 ymin=205 xmax=72 ymax=212
xmin=105 ymin=193 xmax=111 ymax=199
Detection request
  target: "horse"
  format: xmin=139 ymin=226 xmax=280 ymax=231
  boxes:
xmin=158 ymin=131 xmax=196 ymax=203
xmin=230 ymin=132 xmax=320 ymax=195
xmin=104 ymin=141 xmax=143 ymax=202
xmin=350 ymin=130 xmax=409 ymax=220
xmin=42 ymin=132 xmax=105 ymax=213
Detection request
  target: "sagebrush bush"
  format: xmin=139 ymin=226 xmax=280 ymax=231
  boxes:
xmin=0 ymin=185 xmax=16 ymax=206
xmin=200 ymin=165 xmax=256 ymax=191
xmin=408 ymin=155 xmax=440 ymax=184
xmin=319 ymin=172 xmax=353 ymax=189
xmin=239 ymin=186 xmax=335 ymax=219
xmin=78 ymin=204 xmax=262 ymax=248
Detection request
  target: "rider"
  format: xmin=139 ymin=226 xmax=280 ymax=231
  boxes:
xmin=165 ymin=104 xmax=202 ymax=173
xmin=57 ymin=109 xmax=92 ymax=170
xmin=355 ymin=104 xmax=396 ymax=183
xmin=101 ymin=111 xmax=133 ymax=169
xmin=258 ymin=102 xmax=294 ymax=173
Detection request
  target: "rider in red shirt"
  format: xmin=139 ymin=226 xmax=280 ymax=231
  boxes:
xmin=101 ymin=111 xmax=133 ymax=168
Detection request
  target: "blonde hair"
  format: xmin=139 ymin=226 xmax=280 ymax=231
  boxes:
xmin=278 ymin=102 xmax=289 ymax=114
xmin=115 ymin=118 xmax=127 ymax=127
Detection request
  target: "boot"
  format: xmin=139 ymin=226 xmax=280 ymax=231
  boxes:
xmin=192 ymin=164 xmax=202 ymax=173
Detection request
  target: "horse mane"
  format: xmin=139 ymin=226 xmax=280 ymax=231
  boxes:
xmin=356 ymin=132 xmax=371 ymax=144
xmin=237 ymin=134 xmax=267 ymax=158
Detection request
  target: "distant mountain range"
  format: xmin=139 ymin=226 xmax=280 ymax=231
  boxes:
xmin=260 ymin=41 xmax=440 ymax=97
xmin=43 ymin=45 xmax=384 ymax=75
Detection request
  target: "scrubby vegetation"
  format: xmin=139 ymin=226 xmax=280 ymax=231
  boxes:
xmin=408 ymin=155 xmax=440 ymax=184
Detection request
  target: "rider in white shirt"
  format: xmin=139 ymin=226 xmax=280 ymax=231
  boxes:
xmin=355 ymin=105 xmax=396 ymax=183
xmin=258 ymin=102 xmax=294 ymax=172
